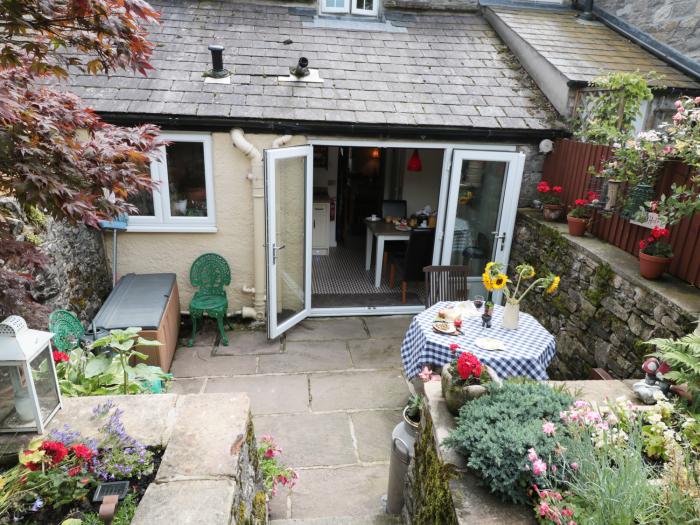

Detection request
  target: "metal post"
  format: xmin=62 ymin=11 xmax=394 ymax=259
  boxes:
xmin=112 ymin=229 xmax=118 ymax=287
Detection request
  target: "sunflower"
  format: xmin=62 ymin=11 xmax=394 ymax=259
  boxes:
xmin=519 ymin=265 xmax=535 ymax=279
xmin=485 ymin=261 xmax=496 ymax=273
xmin=482 ymin=272 xmax=493 ymax=292
xmin=545 ymin=276 xmax=560 ymax=294
xmin=492 ymin=273 xmax=508 ymax=290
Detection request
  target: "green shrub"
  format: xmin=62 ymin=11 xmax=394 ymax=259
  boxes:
xmin=443 ymin=381 xmax=572 ymax=503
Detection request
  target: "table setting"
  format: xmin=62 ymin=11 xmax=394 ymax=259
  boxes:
xmin=400 ymin=300 xmax=557 ymax=381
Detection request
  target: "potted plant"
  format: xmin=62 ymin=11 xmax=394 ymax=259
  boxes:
xmin=567 ymin=192 xmax=597 ymax=236
xmin=537 ymin=181 xmax=564 ymax=221
xmin=638 ymin=226 xmax=673 ymax=280
xmin=441 ymin=348 xmax=499 ymax=415
xmin=636 ymin=183 xmax=700 ymax=280
xmin=483 ymin=262 xmax=560 ymax=330
xmin=403 ymin=394 xmax=422 ymax=436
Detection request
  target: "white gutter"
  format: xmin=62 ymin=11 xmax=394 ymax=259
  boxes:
xmin=230 ymin=129 xmax=292 ymax=321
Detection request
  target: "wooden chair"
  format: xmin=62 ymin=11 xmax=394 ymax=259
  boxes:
xmin=423 ymin=266 xmax=470 ymax=308
xmin=188 ymin=253 xmax=232 ymax=347
xmin=48 ymin=310 xmax=84 ymax=353
xmin=388 ymin=228 xmax=435 ymax=303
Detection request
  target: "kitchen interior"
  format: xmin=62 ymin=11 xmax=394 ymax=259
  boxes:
xmin=311 ymin=145 xmax=443 ymax=309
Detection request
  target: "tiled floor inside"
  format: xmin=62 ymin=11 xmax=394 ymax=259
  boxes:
xmin=170 ymin=316 xmax=413 ymax=523
xmin=312 ymin=237 xmax=424 ymax=307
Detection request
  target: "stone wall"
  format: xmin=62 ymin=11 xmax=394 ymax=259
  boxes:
xmin=0 ymin=197 xmax=111 ymax=327
xmin=596 ymin=0 xmax=700 ymax=62
xmin=517 ymin=144 xmax=546 ymax=207
xmin=510 ymin=211 xmax=698 ymax=379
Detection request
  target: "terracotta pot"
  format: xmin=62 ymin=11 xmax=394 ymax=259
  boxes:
xmin=639 ymin=251 xmax=672 ymax=280
xmin=567 ymin=216 xmax=587 ymax=236
xmin=441 ymin=366 xmax=500 ymax=416
xmin=542 ymin=204 xmax=563 ymax=221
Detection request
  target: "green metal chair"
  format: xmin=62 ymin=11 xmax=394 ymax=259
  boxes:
xmin=48 ymin=310 xmax=84 ymax=353
xmin=188 ymin=253 xmax=232 ymax=347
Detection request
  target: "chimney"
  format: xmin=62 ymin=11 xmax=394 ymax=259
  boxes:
xmin=207 ymin=44 xmax=229 ymax=78
xmin=578 ymin=0 xmax=595 ymax=21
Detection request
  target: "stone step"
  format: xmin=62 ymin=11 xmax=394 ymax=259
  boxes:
xmin=271 ymin=514 xmax=402 ymax=525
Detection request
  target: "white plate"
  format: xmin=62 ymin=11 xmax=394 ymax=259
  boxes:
xmin=474 ymin=337 xmax=505 ymax=351
xmin=395 ymin=225 xmax=412 ymax=231
xmin=366 ymin=216 xmax=381 ymax=222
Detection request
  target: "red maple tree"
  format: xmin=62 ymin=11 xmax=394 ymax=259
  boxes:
xmin=0 ymin=0 xmax=165 ymax=325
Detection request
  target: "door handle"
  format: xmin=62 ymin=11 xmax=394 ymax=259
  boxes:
xmin=491 ymin=231 xmax=507 ymax=252
xmin=271 ymin=243 xmax=286 ymax=264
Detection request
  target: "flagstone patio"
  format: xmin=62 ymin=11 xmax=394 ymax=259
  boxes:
xmin=169 ymin=316 xmax=414 ymax=523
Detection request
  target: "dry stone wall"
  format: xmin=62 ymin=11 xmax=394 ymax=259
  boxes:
xmin=509 ymin=211 xmax=697 ymax=379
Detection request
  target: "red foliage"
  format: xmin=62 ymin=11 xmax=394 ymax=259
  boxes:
xmin=0 ymin=0 xmax=164 ymax=325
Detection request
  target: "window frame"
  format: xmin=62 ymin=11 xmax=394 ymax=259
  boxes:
xmin=320 ymin=0 xmax=378 ymax=16
xmin=127 ymin=132 xmax=217 ymax=233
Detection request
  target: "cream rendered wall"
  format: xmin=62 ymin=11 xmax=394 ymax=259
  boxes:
xmin=401 ymin=148 xmax=443 ymax=215
xmin=104 ymin=131 xmax=307 ymax=315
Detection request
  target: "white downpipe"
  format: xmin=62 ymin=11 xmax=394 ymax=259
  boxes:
xmin=230 ymin=129 xmax=293 ymax=322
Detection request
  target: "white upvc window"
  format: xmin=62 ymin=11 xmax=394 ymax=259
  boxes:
xmin=127 ymin=132 xmax=216 ymax=233
xmin=321 ymin=0 xmax=378 ymax=16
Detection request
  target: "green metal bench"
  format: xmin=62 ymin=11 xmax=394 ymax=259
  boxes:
xmin=48 ymin=310 xmax=84 ymax=353
xmin=188 ymin=253 xmax=232 ymax=347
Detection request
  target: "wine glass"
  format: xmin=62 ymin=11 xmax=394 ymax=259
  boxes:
xmin=473 ymin=295 xmax=485 ymax=311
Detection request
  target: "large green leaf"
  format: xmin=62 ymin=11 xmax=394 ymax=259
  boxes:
xmin=84 ymin=354 xmax=111 ymax=378
xmin=136 ymin=336 xmax=162 ymax=346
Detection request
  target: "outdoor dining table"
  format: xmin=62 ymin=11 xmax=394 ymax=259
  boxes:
xmin=365 ymin=219 xmax=411 ymax=288
xmin=400 ymin=301 xmax=557 ymax=381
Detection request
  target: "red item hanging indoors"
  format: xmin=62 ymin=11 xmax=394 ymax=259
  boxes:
xmin=407 ymin=149 xmax=422 ymax=172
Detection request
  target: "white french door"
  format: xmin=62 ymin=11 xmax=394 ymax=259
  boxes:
xmin=264 ymin=145 xmax=313 ymax=339
xmin=440 ymin=150 xmax=525 ymax=302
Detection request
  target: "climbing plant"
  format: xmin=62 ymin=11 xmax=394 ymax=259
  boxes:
xmin=573 ymin=71 xmax=661 ymax=145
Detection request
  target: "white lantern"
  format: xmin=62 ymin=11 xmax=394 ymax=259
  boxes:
xmin=0 ymin=316 xmax=62 ymax=433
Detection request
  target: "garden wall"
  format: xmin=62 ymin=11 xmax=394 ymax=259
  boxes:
xmin=510 ymin=210 xmax=699 ymax=379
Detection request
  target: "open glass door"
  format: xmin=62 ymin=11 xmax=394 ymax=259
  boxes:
xmin=441 ymin=150 xmax=525 ymax=301
xmin=264 ymin=145 xmax=313 ymax=339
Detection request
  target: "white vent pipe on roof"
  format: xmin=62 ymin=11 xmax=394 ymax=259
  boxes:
xmin=230 ymin=129 xmax=292 ymax=323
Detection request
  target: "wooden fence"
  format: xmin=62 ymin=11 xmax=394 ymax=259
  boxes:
xmin=541 ymin=139 xmax=700 ymax=287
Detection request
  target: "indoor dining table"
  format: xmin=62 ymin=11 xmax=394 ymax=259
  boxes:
xmin=365 ymin=220 xmax=411 ymax=288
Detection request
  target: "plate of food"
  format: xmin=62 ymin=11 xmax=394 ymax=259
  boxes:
xmin=474 ymin=337 xmax=505 ymax=351
xmin=395 ymin=224 xmax=412 ymax=231
xmin=433 ymin=321 xmax=461 ymax=336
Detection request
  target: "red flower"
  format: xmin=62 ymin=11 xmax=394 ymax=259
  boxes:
xmin=587 ymin=191 xmax=599 ymax=201
xmin=457 ymin=352 xmax=482 ymax=380
xmin=647 ymin=236 xmax=655 ymax=243
xmin=449 ymin=343 xmax=460 ymax=354
xmin=454 ymin=319 xmax=462 ymax=328
xmin=40 ymin=441 xmax=68 ymax=464
xmin=574 ymin=199 xmax=589 ymax=206
xmin=651 ymin=227 xmax=669 ymax=239
xmin=537 ymin=182 xmax=551 ymax=193
xmin=68 ymin=466 xmax=81 ymax=477
xmin=552 ymin=186 xmax=563 ymax=193
xmin=639 ymin=240 xmax=647 ymax=250
xmin=71 ymin=444 xmax=93 ymax=462
xmin=52 ymin=351 xmax=69 ymax=364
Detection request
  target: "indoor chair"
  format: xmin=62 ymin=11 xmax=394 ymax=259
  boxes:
xmin=389 ymin=228 xmax=436 ymax=303
xmin=188 ymin=253 xmax=233 ymax=347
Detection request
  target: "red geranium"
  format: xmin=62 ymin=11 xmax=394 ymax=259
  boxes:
xmin=52 ymin=351 xmax=69 ymax=363
xmin=536 ymin=181 xmax=563 ymax=205
xmin=456 ymin=352 xmax=482 ymax=380
xmin=68 ymin=466 xmax=81 ymax=477
xmin=71 ymin=444 xmax=93 ymax=462
xmin=651 ymin=227 xmax=669 ymax=239
xmin=40 ymin=440 xmax=68 ymax=464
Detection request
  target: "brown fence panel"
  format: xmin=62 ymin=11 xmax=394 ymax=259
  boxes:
xmin=541 ymin=139 xmax=699 ymax=288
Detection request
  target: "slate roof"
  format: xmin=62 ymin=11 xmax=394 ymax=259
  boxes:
xmin=66 ymin=0 xmax=563 ymax=131
xmin=486 ymin=6 xmax=700 ymax=90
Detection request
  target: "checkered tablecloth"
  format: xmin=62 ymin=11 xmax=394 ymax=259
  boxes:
xmin=400 ymin=302 xmax=556 ymax=381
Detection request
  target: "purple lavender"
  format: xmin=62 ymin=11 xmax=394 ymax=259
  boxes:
xmin=47 ymin=424 xmax=81 ymax=446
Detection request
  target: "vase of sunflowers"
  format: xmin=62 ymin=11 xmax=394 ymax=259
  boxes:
xmin=482 ymin=262 xmax=560 ymax=330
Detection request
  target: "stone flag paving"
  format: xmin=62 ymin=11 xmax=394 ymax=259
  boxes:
xmin=170 ymin=316 xmax=413 ymax=523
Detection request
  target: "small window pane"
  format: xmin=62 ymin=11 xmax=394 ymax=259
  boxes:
xmin=325 ymin=0 xmax=346 ymax=8
xmin=129 ymin=190 xmax=155 ymax=216
xmin=166 ymin=142 xmax=207 ymax=217
xmin=355 ymin=0 xmax=373 ymax=10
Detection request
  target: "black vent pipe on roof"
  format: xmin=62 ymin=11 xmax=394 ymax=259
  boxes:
xmin=207 ymin=44 xmax=229 ymax=78
xmin=578 ymin=0 xmax=595 ymax=21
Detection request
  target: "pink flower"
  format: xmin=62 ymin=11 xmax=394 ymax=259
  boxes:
xmin=418 ymin=366 xmax=432 ymax=382
xmin=663 ymin=145 xmax=674 ymax=155
xmin=694 ymin=96 xmax=700 ymax=104
xmin=538 ymin=501 xmax=551 ymax=517
xmin=532 ymin=459 xmax=547 ymax=476
xmin=542 ymin=421 xmax=556 ymax=436
xmin=584 ymin=411 xmax=601 ymax=424
xmin=551 ymin=465 xmax=558 ymax=474
xmin=675 ymin=100 xmax=682 ymax=108
xmin=570 ymin=462 xmax=579 ymax=471
xmin=527 ymin=448 xmax=538 ymax=462
xmin=562 ymin=508 xmax=574 ymax=517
